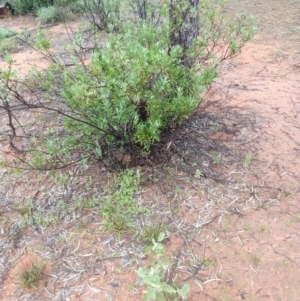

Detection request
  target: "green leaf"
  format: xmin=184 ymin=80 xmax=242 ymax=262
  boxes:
xmin=145 ymin=245 xmax=152 ymax=255
xmin=137 ymin=267 xmax=148 ymax=279
xmin=156 ymin=292 xmax=166 ymax=301
xmin=161 ymin=283 xmax=176 ymax=294
xmin=95 ymin=146 xmax=102 ymax=158
xmin=155 ymin=242 xmax=164 ymax=251
xmin=144 ymin=289 xmax=157 ymax=301
xmin=143 ymin=274 xmax=160 ymax=286
xmin=177 ymin=284 xmax=190 ymax=299
xmin=157 ymin=232 xmax=165 ymax=242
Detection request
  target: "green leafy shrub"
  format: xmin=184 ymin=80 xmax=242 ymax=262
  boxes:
xmin=55 ymin=0 xmax=78 ymax=5
xmin=82 ymin=0 xmax=121 ymax=32
xmin=62 ymin=22 xmax=207 ymax=152
xmin=10 ymin=0 xmax=81 ymax=15
xmin=63 ymin=0 xmax=85 ymax=14
xmin=9 ymin=0 xmax=54 ymax=14
xmin=37 ymin=5 xmax=74 ymax=24
xmin=36 ymin=5 xmax=56 ymax=23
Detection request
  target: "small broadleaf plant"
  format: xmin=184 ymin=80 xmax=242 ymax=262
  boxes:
xmin=137 ymin=233 xmax=190 ymax=301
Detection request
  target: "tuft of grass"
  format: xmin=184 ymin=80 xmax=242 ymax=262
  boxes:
xmin=242 ymin=151 xmax=253 ymax=168
xmin=274 ymin=49 xmax=283 ymax=57
xmin=16 ymin=200 xmax=34 ymax=216
xmin=293 ymin=214 xmax=300 ymax=222
xmin=17 ymin=261 xmax=45 ymax=289
xmin=251 ymin=253 xmax=261 ymax=266
xmin=244 ymin=224 xmax=250 ymax=231
xmin=201 ymin=257 xmax=211 ymax=267
xmin=285 ymin=214 xmax=300 ymax=227
xmin=285 ymin=220 xmax=292 ymax=227
xmin=258 ymin=225 xmax=268 ymax=234
xmin=76 ymin=196 xmax=101 ymax=210
xmin=102 ymin=205 xmax=133 ymax=234
xmin=140 ymin=222 xmax=167 ymax=244
xmin=100 ymin=169 xmax=146 ymax=234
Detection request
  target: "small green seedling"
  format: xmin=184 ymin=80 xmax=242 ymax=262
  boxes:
xmin=212 ymin=152 xmax=222 ymax=165
xmin=195 ymin=169 xmax=204 ymax=179
xmin=242 ymin=151 xmax=253 ymax=168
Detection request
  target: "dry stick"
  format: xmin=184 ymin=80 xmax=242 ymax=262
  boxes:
xmin=268 ymin=243 xmax=300 ymax=267
xmin=4 ymin=100 xmax=16 ymax=135
xmin=203 ymin=277 xmax=232 ymax=285
xmin=2 ymin=100 xmax=26 ymax=153
xmin=202 ymin=223 xmax=209 ymax=261
xmin=280 ymin=128 xmax=300 ymax=146
xmin=95 ymin=255 xmax=130 ymax=263
xmin=181 ymin=216 xmax=221 ymax=282
xmin=164 ymin=239 xmax=186 ymax=284
xmin=1 ymin=149 xmax=91 ymax=170
xmin=8 ymin=134 xmax=24 ymax=153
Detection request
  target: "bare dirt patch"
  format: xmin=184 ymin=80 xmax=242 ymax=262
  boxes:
xmin=1 ymin=1 xmax=300 ymax=300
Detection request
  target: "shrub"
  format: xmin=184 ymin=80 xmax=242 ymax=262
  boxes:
xmin=61 ymin=22 xmax=208 ymax=153
xmin=36 ymin=5 xmax=55 ymax=23
xmin=55 ymin=0 xmax=77 ymax=4
xmin=128 ymin=0 xmax=161 ymax=22
xmin=36 ymin=5 xmax=74 ymax=24
xmin=82 ymin=0 xmax=121 ymax=32
xmin=54 ymin=0 xmax=83 ymax=15
xmin=9 ymin=0 xmax=54 ymax=14
xmin=0 ymin=1 xmax=255 ymax=169
xmin=64 ymin=0 xmax=85 ymax=14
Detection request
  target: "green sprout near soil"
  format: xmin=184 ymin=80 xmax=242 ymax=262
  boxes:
xmin=242 ymin=151 xmax=253 ymax=168
xmin=251 ymin=253 xmax=261 ymax=266
xmin=212 ymin=152 xmax=222 ymax=165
